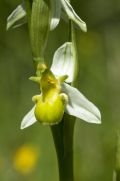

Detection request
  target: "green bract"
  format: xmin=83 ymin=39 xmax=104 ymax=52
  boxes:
xmin=30 ymin=0 xmax=51 ymax=61
xmin=7 ymin=0 xmax=51 ymax=64
xmin=21 ymin=42 xmax=101 ymax=129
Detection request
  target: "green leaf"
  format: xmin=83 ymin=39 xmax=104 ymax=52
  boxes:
xmin=7 ymin=3 xmax=26 ymax=30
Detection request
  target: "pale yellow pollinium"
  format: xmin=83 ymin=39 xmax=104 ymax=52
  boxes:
xmin=32 ymin=68 xmax=68 ymax=125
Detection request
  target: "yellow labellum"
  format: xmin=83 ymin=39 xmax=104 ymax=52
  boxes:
xmin=32 ymin=68 xmax=68 ymax=125
xmin=33 ymin=92 xmax=65 ymax=125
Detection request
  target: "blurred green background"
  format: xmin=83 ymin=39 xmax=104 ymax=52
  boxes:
xmin=0 ymin=0 xmax=120 ymax=180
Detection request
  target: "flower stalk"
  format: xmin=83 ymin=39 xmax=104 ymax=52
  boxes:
xmin=114 ymin=131 xmax=120 ymax=181
xmin=51 ymin=21 xmax=77 ymax=181
xmin=51 ymin=115 xmax=75 ymax=181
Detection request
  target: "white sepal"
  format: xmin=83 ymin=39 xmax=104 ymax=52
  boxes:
xmin=60 ymin=0 xmax=87 ymax=32
xmin=20 ymin=106 xmax=37 ymax=129
xmin=50 ymin=0 xmax=62 ymax=30
xmin=7 ymin=3 xmax=26 ymax=30
xmin=62 ymin=83 xmax=101 ymax=124
xmin=51 ymin=42 xmax=75 ymax=83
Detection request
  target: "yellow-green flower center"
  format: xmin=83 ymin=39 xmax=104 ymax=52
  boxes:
xmin=32 ymin=68 xmax=68 ymax=125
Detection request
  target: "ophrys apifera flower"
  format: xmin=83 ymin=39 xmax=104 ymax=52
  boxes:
xmin=7 ymin=0 xmax=87 ymax=32
xmin=31 ymin=68 xmax=68 ymax=125
xmin=21 ymin=42 xmax=101 ymax=129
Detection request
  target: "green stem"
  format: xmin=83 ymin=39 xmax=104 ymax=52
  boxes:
xmin=51 ymin=114 xmax=75 ymax=181
xmin=115 ymin=131 xmax=120 ymax=181
xmin=68 ymin=20 xmax=72 ymax=42
xmin=24 ymin=0 xmax=32 ymax=30
xmin=116 ymin=171 xmax=120 ymax=181
xmin=51 ymin=20 xmax=78 ymax=181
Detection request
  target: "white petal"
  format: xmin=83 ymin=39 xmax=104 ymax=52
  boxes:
xmin=20 ymin=106 xmax=37 ymax=129
xmin=50 ymin=0 xmax=62 ymax=30
xmin=51 ymin=42 xmax=75 ymax=83
xmin=62 ymin=83 xmax=101 ymax=124
xmin=7 ymin=3 xmax=26 ymax=30
xmin=60 ymin=0 xmax=87 ymax=32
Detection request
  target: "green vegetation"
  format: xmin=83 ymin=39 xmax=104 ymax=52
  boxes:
xmin=0 ymin=0 xmax=120 ymax=180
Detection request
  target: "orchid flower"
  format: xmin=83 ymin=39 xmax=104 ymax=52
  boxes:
xmin=21 ymin=42 xmax=101 ymax=129
xmin=7 ymin=0 xmax=87 ymax=32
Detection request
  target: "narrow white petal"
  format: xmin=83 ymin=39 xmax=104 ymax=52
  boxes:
xmin=20 ymin=106 xmax=37 ymax=129
xmin=60 ymin=0 xmax=87 ymax=32
xmin=7 ymin=3 xmax=26 ymax=30
xmin=50 ymin=0 xmax=61 ymax=30
xmin=62 ymin=83 xmax=101 ymax=124
xmin=51 ymin=42 xmax=75 ymax=83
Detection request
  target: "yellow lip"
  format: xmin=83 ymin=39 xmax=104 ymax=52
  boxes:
xmin=33 ymin=93 xmax=65 ymax=125
xmin=31 ymin=68 xmax=68 ymax=125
